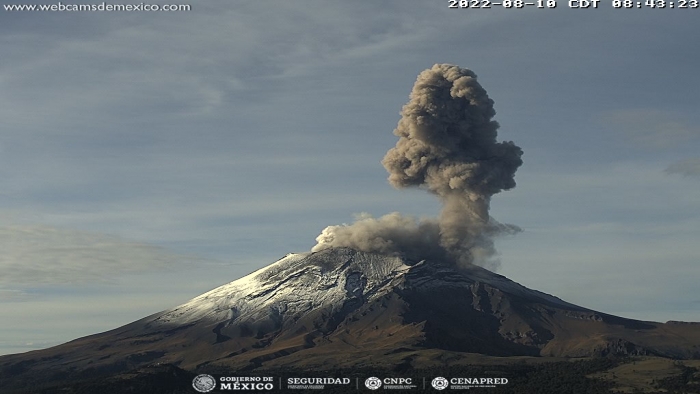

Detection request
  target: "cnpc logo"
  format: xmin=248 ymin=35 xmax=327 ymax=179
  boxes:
xmin=365 ymin=377 xmax=414 ymax=390
xmin=365 ymin=377 xmax=382 ymax=390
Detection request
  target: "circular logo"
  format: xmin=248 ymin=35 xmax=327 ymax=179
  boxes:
xmin=365 ymin=376 xmax=382 ymax=390
xmin=432 ymin=376 xmax=449 ymax=390
xmin=192 ymin=374 xmax=216 ymax=393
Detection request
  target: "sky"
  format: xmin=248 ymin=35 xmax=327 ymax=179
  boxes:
xmin=1 ymin=1 xmax=699 ymax=356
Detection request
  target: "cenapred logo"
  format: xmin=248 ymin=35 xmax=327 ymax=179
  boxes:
xmin=431 ymin=377 xmax=449 ymax=390
xmin=192 ymin=374 xmax=217 ymax=393
xmin=432 ymin=376 xmax=509 ymax=390
xmin=365 ymin=376 xmax=382 ymax=390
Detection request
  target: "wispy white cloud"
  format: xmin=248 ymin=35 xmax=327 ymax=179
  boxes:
xmin=0 ymin=225 xmax=201 ymax=286
xmin=601 ymin=109 xmax=699 ymax=149
xmin=0 ymin=288 xmax=35 ymax=302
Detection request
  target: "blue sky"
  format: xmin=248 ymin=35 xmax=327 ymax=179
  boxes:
xmin=1 ymin=1 xmax=699 ymax=355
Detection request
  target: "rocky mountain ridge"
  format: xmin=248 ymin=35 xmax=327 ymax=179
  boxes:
xmin=1 ymin=247 xmax=699 ymax=391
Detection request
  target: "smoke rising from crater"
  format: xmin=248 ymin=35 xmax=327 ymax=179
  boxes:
xmin=313 ymin=64 xmax=523 ymax=267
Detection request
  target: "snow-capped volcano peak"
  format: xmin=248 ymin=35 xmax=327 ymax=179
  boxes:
xmin=151 ymin=248 xmax=413 ymax=327
xmin=149 ymin=247 xmax=577 ymax=333
xmin=3 ymin=247 xmax=698 ymax=386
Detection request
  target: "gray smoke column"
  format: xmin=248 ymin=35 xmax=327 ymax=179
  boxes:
xmin=313 ymin=64 xmax=523 ymax=267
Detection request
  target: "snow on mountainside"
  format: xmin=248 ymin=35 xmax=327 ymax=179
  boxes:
xmin=149 ymin=247 xmax=577 ymax=329
xmin=152 ymin=250 xmax=410 ymax=326
xmin=1 ymin=247 xmax=699 ymax=393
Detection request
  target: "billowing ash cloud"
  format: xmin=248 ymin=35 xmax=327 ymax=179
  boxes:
xmin=313 ymin=64 xmax=523 ymax=267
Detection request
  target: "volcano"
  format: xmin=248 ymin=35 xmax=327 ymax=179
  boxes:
xmin=1 ymin=247 xmax=699 ymax=391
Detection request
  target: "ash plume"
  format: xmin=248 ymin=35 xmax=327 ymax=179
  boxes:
xmin=313 ymin=64 xmax=523 ymax=267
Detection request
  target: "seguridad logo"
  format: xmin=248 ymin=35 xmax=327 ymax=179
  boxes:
xmin=286 ymin=377 xmax=352 ymax=390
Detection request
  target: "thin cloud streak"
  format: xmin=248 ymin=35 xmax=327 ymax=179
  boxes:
xmin=666 ymin=157 xmax=700 ymax=177
xmin=0 ymin=225 xmax=203 ymax=286
xmin=601 ymin=109 xmax=699 ymax=149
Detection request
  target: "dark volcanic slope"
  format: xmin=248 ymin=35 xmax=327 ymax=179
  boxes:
xmin=1 ymin=248 xmax=699 ymax=389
